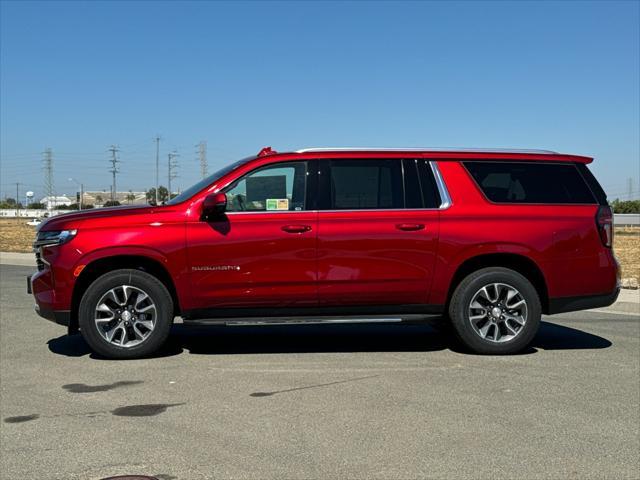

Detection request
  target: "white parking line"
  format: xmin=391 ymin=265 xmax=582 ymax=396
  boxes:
xmin=588 ymin=308 xmax=639 ymax=317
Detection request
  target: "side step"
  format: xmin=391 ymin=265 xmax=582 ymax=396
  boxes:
xmin=182 ymin=314 xmax=432 ymax=327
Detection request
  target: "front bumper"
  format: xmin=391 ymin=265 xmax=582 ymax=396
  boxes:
xmin=28 ymin=273 xmax=71 ymax=328
xmin=34 ymin=302 xmax=71 ymax=327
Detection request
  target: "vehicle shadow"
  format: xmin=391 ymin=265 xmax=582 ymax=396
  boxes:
xmin=46 ymin=319 xmax=612 ymax=359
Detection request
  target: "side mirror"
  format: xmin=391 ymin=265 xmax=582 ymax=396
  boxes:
xmin=202 ymin=192 xmax=227 ymax=219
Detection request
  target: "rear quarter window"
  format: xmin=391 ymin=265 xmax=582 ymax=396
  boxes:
xmin=463 ymin=161 xmax=597 ymax=204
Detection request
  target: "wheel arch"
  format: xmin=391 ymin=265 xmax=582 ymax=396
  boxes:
xmin=446 ymin=253 xmax=549 ymax=314
xmin=70 ymin=254 xmax=181 ymax=333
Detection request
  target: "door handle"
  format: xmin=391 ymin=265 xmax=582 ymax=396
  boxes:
xmin=282 ymin=224 xmax=312 ymax=234
xmin=396 ymin=223 xmax=425 ymax=231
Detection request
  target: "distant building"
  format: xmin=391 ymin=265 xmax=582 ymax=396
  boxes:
xmin=40 ymin=195 xmax=73 ymax=209
xmin=82 ymin=191 xmax=147 ymax=206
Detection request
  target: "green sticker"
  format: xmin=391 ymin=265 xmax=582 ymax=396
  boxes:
xmin=266 ymin=199 xmax=278 ymax=210
xmin=266 ymin=198 xmax=289 ymax=210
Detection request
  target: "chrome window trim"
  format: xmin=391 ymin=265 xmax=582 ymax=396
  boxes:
xmin=222 ymin=159 xmax=452 ymax=214
xmin=429 ymin=161 xmax=452 ymax=209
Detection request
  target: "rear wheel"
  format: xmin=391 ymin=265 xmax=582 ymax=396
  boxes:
xmin=448 ymin=267 xmax=541 ymax=354
xmin=79 ymin=269 xmax=173 ymax=359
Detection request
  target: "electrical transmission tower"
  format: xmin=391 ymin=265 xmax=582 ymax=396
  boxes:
xmin=168 ymin=151 xmax=179 ymax=198
xmin=43 ymin=148 xmax=54 ymax=210
xmin=108 ymin=145 xmax=120 ymax=202
xmin=197 ymin=141 xmax=208 ymax=178
xmin=154 ymin=135 xmax=161 ymax=205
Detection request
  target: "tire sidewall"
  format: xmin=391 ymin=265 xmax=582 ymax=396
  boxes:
xmin=449 ymin=267 xmax=541 ymax=354
xmin=79 ymin=269 xmax=173 ymax=359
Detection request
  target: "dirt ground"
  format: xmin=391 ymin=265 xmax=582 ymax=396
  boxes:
xmin=1 ymin=218 xmax=638 ymax=281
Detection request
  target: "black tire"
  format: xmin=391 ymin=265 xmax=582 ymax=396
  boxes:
xmin=448 ymin=267 xmax=541 ymax=354
xmin=79 ymin=269 xmax=174 ymax=359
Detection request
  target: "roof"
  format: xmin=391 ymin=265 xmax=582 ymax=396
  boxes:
xmin=296 ymin=147 xmax=559 ymax=154
xmin=285 ymin=147 xmax=593 ymax=164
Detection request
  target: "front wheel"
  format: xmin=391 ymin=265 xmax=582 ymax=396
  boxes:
xmin=79 ymin=269 xmax=174 ymax=359
xmin=448 ymin=267 xmax=541 ymax=354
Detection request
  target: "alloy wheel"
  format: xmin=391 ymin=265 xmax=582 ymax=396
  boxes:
xmin=94 ymin=285 xmax=157 ymax=348
xmin=467 ymin=282 xmax=528 ymax=343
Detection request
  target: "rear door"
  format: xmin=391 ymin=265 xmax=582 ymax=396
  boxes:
xmin=317 ymin=158 xmax=441 ymax=307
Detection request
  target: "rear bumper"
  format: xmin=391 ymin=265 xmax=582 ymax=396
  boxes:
xmin=548 ymin=287 xmax=620 ymax=315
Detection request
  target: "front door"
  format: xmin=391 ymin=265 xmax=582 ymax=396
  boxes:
xmin=317 ymin=158 xmax=441 ymax=307
xmin=186 ymin=160 xmax=318 ymax=311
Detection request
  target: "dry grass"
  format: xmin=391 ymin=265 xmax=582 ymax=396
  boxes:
xmin=1 ymin=218 xmax=638 ymax=281
xmin=0 ymin=218 xmax=38 ymax=253
xmin=615 ymin=227 xmax=639 ymax=281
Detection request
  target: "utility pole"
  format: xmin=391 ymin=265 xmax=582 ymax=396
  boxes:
xmin=108 ymin=145 xmax=120 ymax=202
xmin=197 ymin=141 xmax=208 ymax=178
xmin=15 ymin=182 xmax=20 ymax=217
xmin=69 ymin=178 xmax=83 ymax=210
xmin=43 ymin=148 xmax=54 ymax=211
xmin=154 ymin=135 xmax=161 ymax=205
xmin=168 ymin=151 xmax=179 ymax=199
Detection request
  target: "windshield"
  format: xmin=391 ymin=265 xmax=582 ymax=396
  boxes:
xmin=166 ymin=156 xmax=255 ymax=205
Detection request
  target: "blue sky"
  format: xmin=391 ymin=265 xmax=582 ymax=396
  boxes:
xmin=1 ymin=0 xmax=638 ymax=201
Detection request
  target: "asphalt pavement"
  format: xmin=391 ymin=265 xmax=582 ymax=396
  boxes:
xmin=1 ymin=263 xmax=638 ymax=480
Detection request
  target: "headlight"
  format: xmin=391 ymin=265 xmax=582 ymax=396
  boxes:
xmin=34 ymin=229 xmax=77 ymax=248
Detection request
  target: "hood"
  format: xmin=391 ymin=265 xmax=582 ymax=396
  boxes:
xmin=38 ymin=204 xmax=161 ymax=231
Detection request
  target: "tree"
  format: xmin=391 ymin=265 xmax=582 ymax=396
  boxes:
xmin=611 ymin=199 xmax=640 ymax=214
xmin=126 ymin=191 xmax=136 ymax=204
xmin=95 ymin=194 xmax=104 ymax=205
xmin=0 ymin=198 xmax=24 ymax=208
xmin=103 ymin=200 xmax=121 ymax=207
xmin=28 ymin=202 xmax=46 ymax=209
xmin=146 ymin=186 xmax=169 ymax=205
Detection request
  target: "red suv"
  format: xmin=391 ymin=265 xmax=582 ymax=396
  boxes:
xmin=29 ymin=147 xmax=620 ymax=358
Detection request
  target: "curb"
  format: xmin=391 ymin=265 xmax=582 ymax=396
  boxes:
xmin=0 ymin=252 xmax=34 ymax=267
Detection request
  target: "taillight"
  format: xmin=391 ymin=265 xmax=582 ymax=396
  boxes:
xmin=596 ymin=206 xmax=613 ymax=248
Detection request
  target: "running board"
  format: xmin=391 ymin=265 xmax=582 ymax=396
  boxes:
xmin=182 ymin=314 xmax=432 ymax=327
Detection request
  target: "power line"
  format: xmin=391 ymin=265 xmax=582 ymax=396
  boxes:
xmin=108 ymin=145 xmax=120 ymax=202
xmin=168 ymin=150 xmax=179 ymax=197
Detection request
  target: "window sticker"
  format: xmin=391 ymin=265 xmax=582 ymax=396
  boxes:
xmin=266 ymin=198 xmax=289 ymax=210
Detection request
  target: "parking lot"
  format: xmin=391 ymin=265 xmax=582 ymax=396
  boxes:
xmin=1 ymin=263 xmax=638 ymax=480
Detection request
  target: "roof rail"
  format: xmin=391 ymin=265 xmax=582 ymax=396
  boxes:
xmin=295 ymin=147 xmax=559 ymax=154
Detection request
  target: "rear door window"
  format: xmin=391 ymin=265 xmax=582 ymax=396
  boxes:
xmin=464 ymin=162 xmax=597 ymax=204
xmin=320 ymin=159 xmax=443 ymax=210
xmin=403 ymin=159 xmax=442 ymax=209
xmin=326 ymin=159 xmax=403 ymax=210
